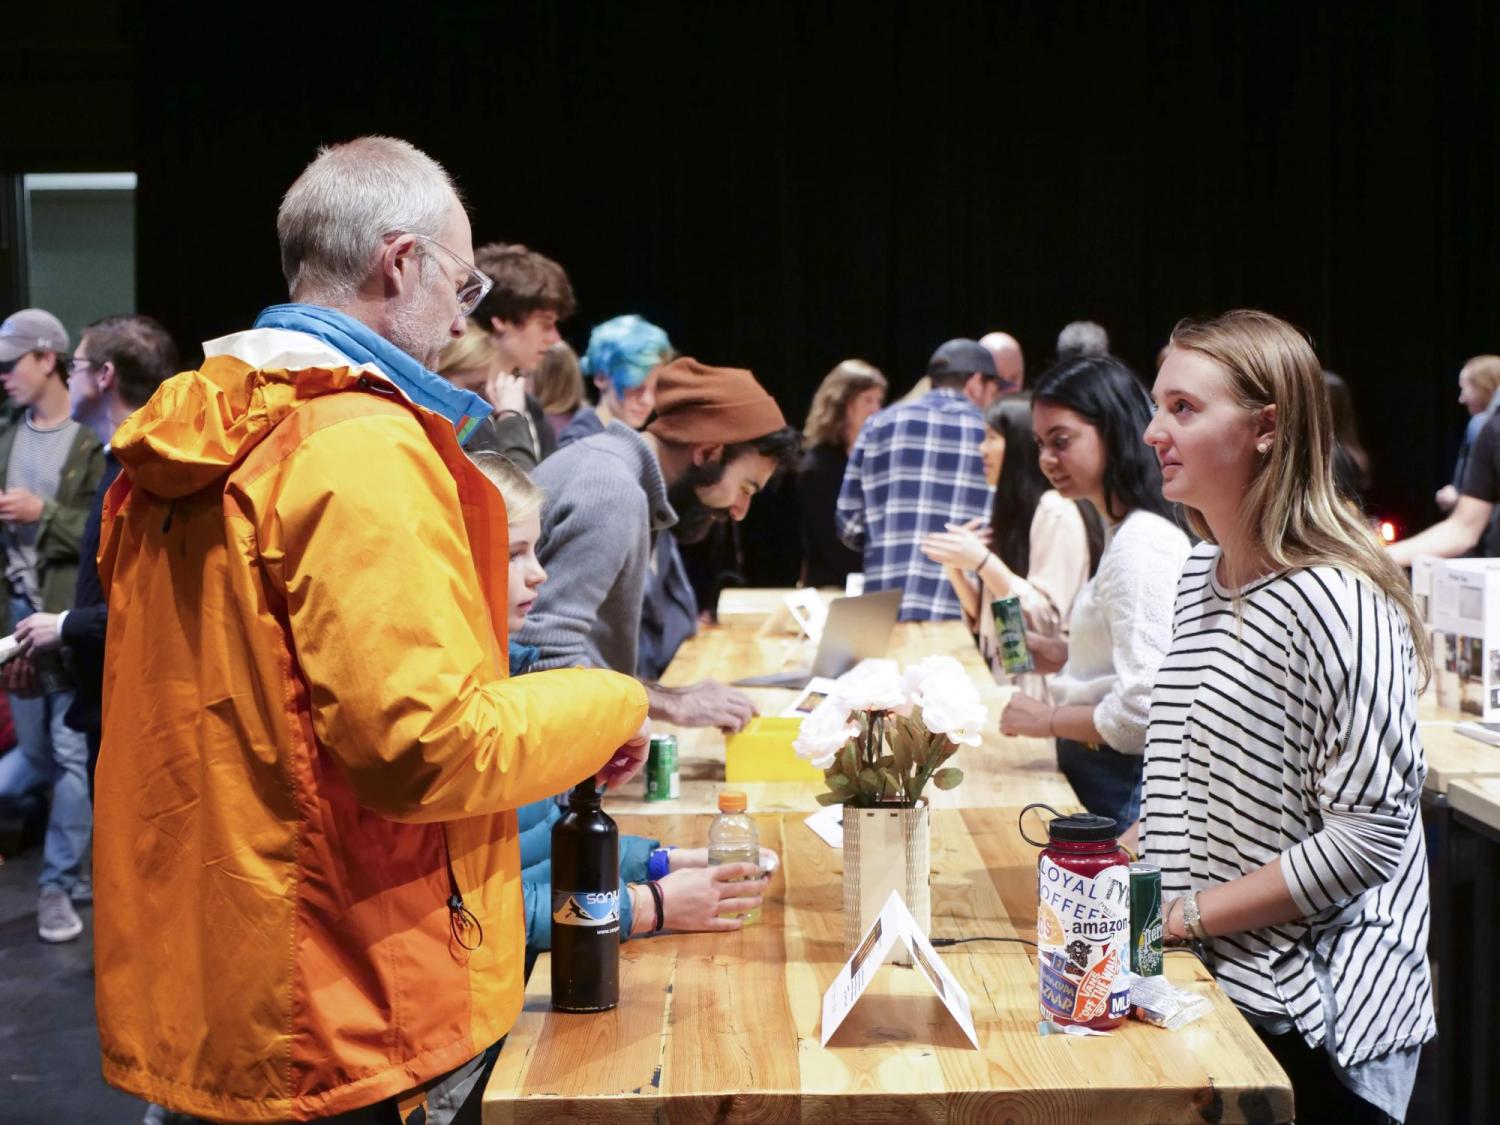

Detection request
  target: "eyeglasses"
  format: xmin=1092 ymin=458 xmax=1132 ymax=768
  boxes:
xmin=394 ymin=232 xmax=493 ymax=318
xmin=70 ymin=357 xmax=101 ymax=374
xmin=0 ymin=358 xmax=16 ymax=376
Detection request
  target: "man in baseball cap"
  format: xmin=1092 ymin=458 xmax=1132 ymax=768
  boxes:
xmin=520 ymin=356 xmax=801 ymax=729
xmin=0 ymin=306 xmax=106 ymax=943
xmin=0 ymin=308 xmax=70 ymax=366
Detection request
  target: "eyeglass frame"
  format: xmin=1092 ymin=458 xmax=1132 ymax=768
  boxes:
xmin=387 ymin=231 xmax=493 ymax=318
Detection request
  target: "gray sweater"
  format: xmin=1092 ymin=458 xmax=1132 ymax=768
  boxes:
xmin=519 ymin=423 xmax=677 ymax=673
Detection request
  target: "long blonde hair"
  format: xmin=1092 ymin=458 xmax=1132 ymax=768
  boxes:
xmin=803 ymin=359 xmax=887 ymax=449
xmin=1169 ymin=309 xmax=1430 ymax=681
xmin=437 ymin=321 xmax=499 ymax=380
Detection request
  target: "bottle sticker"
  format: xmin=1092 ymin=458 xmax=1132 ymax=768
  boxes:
xmin=1037 ymin=856 xmax=1130 ymax=1023
xmin=553 ymin=888 xmax=620 ymax=927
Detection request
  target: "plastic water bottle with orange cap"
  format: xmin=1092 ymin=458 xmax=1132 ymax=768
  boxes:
xmin=708 ymin=789 xmax=761 ymax=924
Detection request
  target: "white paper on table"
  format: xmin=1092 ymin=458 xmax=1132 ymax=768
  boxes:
xmin=782 ymin=676 xmax=841 ymax=718
xmin=804 ymin=803 xmax=844 ymax=848
xmin=819 ymin=890 xmax=979 ymax=1049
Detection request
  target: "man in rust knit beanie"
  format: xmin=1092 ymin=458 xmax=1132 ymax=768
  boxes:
xmin=520 ymin=357 xmax=800 ymax=730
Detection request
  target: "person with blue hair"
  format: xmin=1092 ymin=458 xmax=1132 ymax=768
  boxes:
xmin=558 ymin=314 xmax=672 ymax=447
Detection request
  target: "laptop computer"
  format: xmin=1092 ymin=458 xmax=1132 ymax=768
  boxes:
xmin=733 ymin=588 xmax=903 ymax=689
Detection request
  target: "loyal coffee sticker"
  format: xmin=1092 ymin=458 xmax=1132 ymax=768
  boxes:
xmin=1036 ymin=857 xmax=1130 ymax=1024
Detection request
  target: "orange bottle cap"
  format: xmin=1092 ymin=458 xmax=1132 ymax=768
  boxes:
xmin=718 ymin=789 xmax=748 ymax=814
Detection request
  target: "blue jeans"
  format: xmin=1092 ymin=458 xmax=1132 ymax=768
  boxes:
xmin=0 ymin=594 xmax=90 ymax=891
xmin=1056 ymin=738 xmax=1143 ymax=830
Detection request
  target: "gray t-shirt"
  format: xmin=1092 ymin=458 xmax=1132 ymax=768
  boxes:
xmin=4 ymin=413 xmax=80 ymax=606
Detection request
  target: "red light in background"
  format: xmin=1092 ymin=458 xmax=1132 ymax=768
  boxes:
xmin=1378 ymin=520 xmax=1398 ymax=544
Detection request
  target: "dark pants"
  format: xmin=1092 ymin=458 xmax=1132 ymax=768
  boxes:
xmin=1056 ymin=738 xmax=1143 ymax=829
xmin=1255 ymin=1029 xmax=1396 ymax=1124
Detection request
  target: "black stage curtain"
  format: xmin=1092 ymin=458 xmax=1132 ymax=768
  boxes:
xmin=133 ymin=2 xmax=1500 ymax=585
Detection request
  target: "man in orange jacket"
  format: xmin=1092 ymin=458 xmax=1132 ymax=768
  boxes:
xmin=94 ymin=136 xmax=650 ymax=1124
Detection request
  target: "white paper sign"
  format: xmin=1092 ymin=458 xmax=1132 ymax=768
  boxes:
xmin=783 ymin=589 xmax=829 ymax=643
xmin=804 ymin=803 xmax=844 ymax=848
xmin=819 ymin=890 xmax=979 ymax=1049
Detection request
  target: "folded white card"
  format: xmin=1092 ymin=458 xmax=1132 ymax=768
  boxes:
xmin=820 ymin=890 xmax=979 ymax=1048
xmin=783 ymin=589 xmax=828 ymax=643
xmin=804 ymin=803 xmax=844 ymax=848
xmin=0 ymin=634 xmax=19 ymax=665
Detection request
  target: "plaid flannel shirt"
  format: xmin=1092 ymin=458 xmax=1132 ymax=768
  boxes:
xmin=836 ymin=388 xmax=991 ymax=621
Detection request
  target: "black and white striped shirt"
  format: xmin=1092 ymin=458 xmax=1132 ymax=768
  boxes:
xmin=1141 ymin=544 xmax=1435 ymax=1068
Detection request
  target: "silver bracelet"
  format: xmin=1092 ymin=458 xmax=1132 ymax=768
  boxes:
xmin=1182 ymin=890 xmax=1210 ymax=941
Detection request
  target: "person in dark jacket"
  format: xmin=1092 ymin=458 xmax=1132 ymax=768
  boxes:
xmin=472 ymin=241 xmax=576 ymax=465
xmin=16 ymin=315 xmax=179 ymax=792
xmin=795 ymin=359 xmax=886 ymax=588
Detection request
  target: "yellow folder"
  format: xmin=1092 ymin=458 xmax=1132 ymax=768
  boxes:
xmin=724 ymin=717 xmax=825 ymax=783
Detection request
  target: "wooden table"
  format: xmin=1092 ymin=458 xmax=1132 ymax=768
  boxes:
xmin=606 ymin=616 xmax=1076 ymax=816
xmin=1417 ymin=720 xmax=1500 ymax=797
xmin=1413 ymin=700 xmax=1500 ymax=1121
xmin=483 ymin=806 xmax=1292 ymax=1123
xmin=1436 ymin=777 xmax=1500 ymax=1122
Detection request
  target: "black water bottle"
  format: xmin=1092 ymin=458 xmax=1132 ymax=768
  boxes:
xmin=550 ymin=779 xmax=621 ymax=1012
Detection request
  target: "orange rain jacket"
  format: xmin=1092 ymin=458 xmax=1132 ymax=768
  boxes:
xmin=93 ymin=329 xmax=647 ymax=1122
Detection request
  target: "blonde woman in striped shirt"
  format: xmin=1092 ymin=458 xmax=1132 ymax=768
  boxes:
xmin=1133 ymin=310 xmax=1433 ymax=1123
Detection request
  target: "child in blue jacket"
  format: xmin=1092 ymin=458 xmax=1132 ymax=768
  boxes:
xmin=472 ymin=452 xmax=771 ymax=951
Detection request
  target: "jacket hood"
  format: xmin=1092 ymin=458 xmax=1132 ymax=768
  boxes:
xmin=112 ymin=328 xmax=391 ymax=499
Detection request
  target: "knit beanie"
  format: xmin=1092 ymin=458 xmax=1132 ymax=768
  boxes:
xmin=647 ymin=357 xmax=788 ymax=445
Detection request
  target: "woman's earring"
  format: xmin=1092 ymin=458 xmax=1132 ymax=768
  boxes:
xmin=1257 ymin=442 xmax=1270 ymax=454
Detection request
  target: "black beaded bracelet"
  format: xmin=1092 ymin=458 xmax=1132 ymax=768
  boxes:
xmin=646 ymin=880 xmax=665 ymax=934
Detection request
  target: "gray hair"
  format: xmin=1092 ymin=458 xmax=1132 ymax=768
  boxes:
xmin=277 ymin=136 xmax=459 ymax=300
xmin=1056 ymin=320 xmax=1110 ymax=360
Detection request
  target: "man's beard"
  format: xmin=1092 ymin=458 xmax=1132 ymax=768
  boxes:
xmin=384 ymin=278 xmax=451 ymax=370
xmin=667 ymin=463 xmax=732 ymax=546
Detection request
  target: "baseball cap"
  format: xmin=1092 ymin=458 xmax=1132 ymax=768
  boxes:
xmin=926 ymin=338 xmax=997 ymax=380
xmin=0 ymin=309 xmax=70 ymax=363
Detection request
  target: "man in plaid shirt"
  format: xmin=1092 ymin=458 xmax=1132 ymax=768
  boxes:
xmin=836 ymin=339 xmax=999 ymax=620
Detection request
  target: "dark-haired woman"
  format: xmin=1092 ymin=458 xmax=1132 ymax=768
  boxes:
xmin=921 ymin=394 xmax=1099 ymax=696
xmin=999 ymin=356 xmax=1189 ymax=827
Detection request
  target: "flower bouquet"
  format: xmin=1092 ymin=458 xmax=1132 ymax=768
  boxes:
xmin=792 ymin=655 xmax=988 ymax=807
xmin=792 ymin=655 xmax=989 ymax=958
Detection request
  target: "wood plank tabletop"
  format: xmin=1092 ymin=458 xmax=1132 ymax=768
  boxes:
xmin=1416 ymin=722 xmax=1500 ymax=797
xmin=605 ymin=616 xmax=1076 ymax=816
xmin=1449 ymin=775 xmax=1500 ymax=831
xmin=482 ymin=807 xmax=1293 ymax=1124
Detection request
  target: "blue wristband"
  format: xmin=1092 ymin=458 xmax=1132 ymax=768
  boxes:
xmin=647 ymin=846 xmax=673 ymax=881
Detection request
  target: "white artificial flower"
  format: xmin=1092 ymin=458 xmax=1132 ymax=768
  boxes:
xmin=793 ymin=698 xmax=859 ymax=769
xmin=902 ymin=654 xmax=969 ymax=699
xmin=830 ymin=658 xmax=909 ymax=713
xmin=908 ymin=659 xmax=988 ymax=747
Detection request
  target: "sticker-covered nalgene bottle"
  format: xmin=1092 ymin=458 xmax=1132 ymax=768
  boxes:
xmin=1032 ymin=811 xmax=1132 ymax=1029
xmin=550 ymin=780 xmax=620 ymax=1012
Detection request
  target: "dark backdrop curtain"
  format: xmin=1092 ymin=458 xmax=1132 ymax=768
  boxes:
xmin=133 ymin=1 xmax=1500 ymax=585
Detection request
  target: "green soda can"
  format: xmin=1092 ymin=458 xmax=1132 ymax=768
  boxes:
xmin=1129 ymin=862 xmax=1164 ymax=975
xmin=646 ymin=734 xmax=679 ymax=801
xmin=991 ymin=596 xmax=1034 ymax=675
